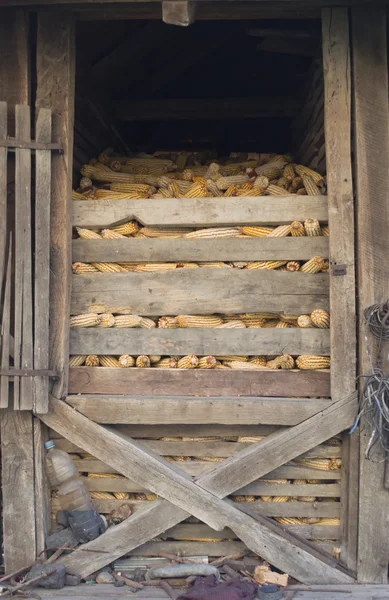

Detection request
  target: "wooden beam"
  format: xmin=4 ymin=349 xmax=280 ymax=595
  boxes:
xmin=322 ymin=7 xmax=357 ymax=572
xmin=116 ymin=97 xmax=298 ymax=121
xmin=41 ymin=396 xmax=353 ymax=584
xmin=162 ymin=1 xmax=196 ymax=26
xmin=352 ymin=6 xmax=389 ymax=584
xmin=36 ymin=12 xmax=75 ymax=399
xmin=67 ymin=395 xmax=333 ymax=426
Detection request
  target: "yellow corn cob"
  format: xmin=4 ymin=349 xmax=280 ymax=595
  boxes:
xmin=156 ymin=187 xmax=172 ymax=198
xmin=230 ymin=262 xmax=248 ymax=269
xmin=321 ymin=226 xmax=329 ymax=236
xmin=199 ymin=262 xmax=232 ymax=269
xmin=255 ymin=165 xmax=283 ymax=180
xmin=198 ymin=356 xmax=217 ymax=369
xmin=300 ymin=256 xmax=325 ymax=274
xmin=276 ymin=177 xmax=290 ymax=189
xmin=283 ymin=164 xmax=296 ymax=180
xmin=125 ymin=157 xmax=176 ymax=168
xmin=261 ymin=319 xmax=280 ymax=328
xmin=291 ymin=176 xmax=304 ymax=192
xmin=223 ymin=185 xmax=237 ymax=197
xmin=177 ymin=355 xmax=199 ymax=369
xmin=140 ymin=227 xmax=190 ymax=238
xmin=182 ymin=169 xmax=194 ymax=181
xmin=110 ymin=221 xmax=140 ymax=236
xmin=158 ymin=316 xmax=178 ymax=328
xmin=110 ymin=183 xmax=153 ymax=196
xmin=216 ymin=320 xmax=246 ymax=329
xmin=85 ymin=355 xmax=99 ymax=367
xmin=266 ymin=184 xmax=289 ymax=196
xmin=215 ymin=355 xmax=248 ymax=362
xmin=250 ymin=356 xmax=267 ymax=367
xmin=118 ymin=355 xmax=135 ymax=368
xmin=241 ymin=226 xmax=274 ymax=237
xmin=113 ymin=492 xmax=130 ymax=501
xmin=246 ymin=261 xmax=287 ymax=270
xmin=140 ymin=317 xmax=156 ymax=329
xmin=176 ymin=263 xmax=199 ymax=269
xmin=154 ymin=358 xmax=178 ymax=369
xmin=296 ymin=188 xmax=307 ymax=195
xmin=97 ymin=313 xmax=115 ymax=328
xmin=72 ymin=191 xmax=89 ymax=201
xmin=101 ymin=229 xmax=127 ymax=240
xmin=76 ymin=227 xmax=102 ymax=240
xmin=215 ymin=362 xmax=231 ymax=369
xmin=216 ymin=175 xmax=249 ymax=190
xmin=275 ymin=320 xmax=290 ymax=328
xmin=193 ymin=176 xmax=207 ymax=186
xmin=168 ymin=181 xmax=184 ymax=198
xmin=321 ymin=260 xmax=329 ymax=273
xmin=304 ymin=219 xmax=321 ymax=236
xmin=275 ymin=517 xmax=305 ymax=525
xmin=69 ymin=355 xmax=87 ymax=367
xmin=236 ymin=187 xmax=266 ymax=197
xmin=116 ymin=262 xmax=138 ymax=271
xmin=279 ymin=354 xmax=295 ymax=369
xmin=136 ymin=355 xmax=151 ymax=368
xmin=297 ymin=315 xmax=314 ymax=328
xmin=279 ymin=314 xmax=299 ymax=323
xmin=261 ymin=496 xmax=289 ymax=503
xmin=311 ymin=309 xmax=330 ymax=328
xmin=114 ymin=315 xmax=142 ymax=328
xmin=81 ymin=164 xmax=150 ymax=185
xmin=317 ymin=518 xmax=341 ymax=526
xmin=99 ymin=356 xmax=121 ymax=368
xmin=267 ymin=225 xmax=291 ymax=238
xmin=302 ymin=175 xmax=322 ymax=196
xmin=183 ymin=182 xmax=208 ymax=199
xmin=79 ymin=176 xmax=93 ymax=189
xmin=296 ymin=355 xmax=331 ymax=370
xmin=224 ymin=361 xmax=269 ymax=370
xmin=294 ymin=165 xmax=324 ymax=186
xmin=94 ymin=189 xmax=146 ymax=201
xmin=290 ymin=221 xmax=305 ymax=237
xmin=266 ymin=356 xmax=283 ymax=369
xmin=238 ymin=312 xmax=277 ymax=321
xmin=72 ymin=262 xmax=99 ymax=274
xmin=185 ymin=227 xmax=242 ymax=239
xmin=252 ymin=175 xmax=269 ymax=189
xmin=135 ymin=263 xmax=179 ymax=272
xmin=90 ymin=491 xmax=115 ymax=500
xmin=294 ymin=458 xmax=341 ymax=471
xmin=285 ymin=261 xmax=300 ymax=272
xmin=232 ymin=495 xmax=256 ymax=502
xmin=205 ymin=179 xmax=222 ymax=197
xmin=177 ymin=315 xmax=223 ymax=328
xmin=108 ymin=160 xmax=121 ymax=172
xmin=70 ymin=313 xmax=100 ymax=328
xmin=149 ymin=355 xmax=161 ymax=364
xmin=92 ymin=262 xmax=128 ymax=273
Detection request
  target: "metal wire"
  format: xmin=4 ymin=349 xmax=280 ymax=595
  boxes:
xmin=351 ymin=301 xmax=389 ymax=462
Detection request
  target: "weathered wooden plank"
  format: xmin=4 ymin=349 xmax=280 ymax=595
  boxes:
xmin=322 ymin=8 xmax=357 ymax=572
xmin=0 ymin=243 xmax=11 ymax=408
xmin=34 ymin=419 xmax=51 ymax=557
xmin=352 ymin=6 xmax=389 ymax=584
xmin=71 ymin=270 xmax=329 ymax=315
xmin=72 ymin=236 xmax=329 ymax=263
xmin=34 ymin=108 xmax=52 ymax=414
xmin=36 ymin=12 xmax=75 ymax=399
xmin=162 ymin=523 xmax=339 ymax=541
xmin=73 ymin=196 xmax=328 ymax=228
xmin=67 ymin=395 xmax=332 ymax=423
xmin=0 ymin=102 xmax=7 ymax=310
xmin=69 ymin=327 xmax=330 ymax=356
xmin=14 ymin=104 xmax=33 ymax=409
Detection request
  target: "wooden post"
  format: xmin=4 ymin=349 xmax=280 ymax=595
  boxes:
xmin=322 ymin=8 xmax=358 ymax=572
xmin=352 ymin=6 xmax=389 ymax=584
xmin=36 ymin=12 xmax=75 ymax=400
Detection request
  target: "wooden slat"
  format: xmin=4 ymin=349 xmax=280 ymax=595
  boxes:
xmin=0 ymin=102 xmax=7 ymax=309
xmin=68 ymin=370 xmax=331 ymax=398
xmin=163 ymin=523 xmax=340 ymax=541
xmin=34 ymin=419 xmax=51 ymax=557
xmin=71 ymin=270 xmax=329 ymax=315
xmin=34 ymin=108 xmax=52 ymax=414
xmin=73 ymin=196 xmax=328 ymax=228
xmin=352 ymin=6 xmax=389 ymax=584
xmin=14 ymin=104 xmax=33 ymax=409
xmin=0 ymin=243 xmax=12 ymax=407
xmin=36 ymin=12 xmax=75 ymax=399
xmin=70 ymin=327 xmax=330 ymax=356
xmin=322 ymin=8 xmax=357 ymax=572
xmin=67 ymin=395 xmax=332 ymax=423
xmin=72 ymin=236 xmax=329 ymax=263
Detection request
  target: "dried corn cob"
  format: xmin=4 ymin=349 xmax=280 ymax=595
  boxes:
xmin=140 ymin=317 xmax=156 ymax=329
xmin=97 ymin=313 xmax=115 ymax=328
xmin=215 ymin=320 xmax=246 ymax=329
xmin=279 ymin=314 xmax=299 ymax=323
xmin=154 ymin=358 xmax=178 ymax=369
xmin=149 ymin=355 xmax=161 ymax=364
xmin=158 ymin=316 xmax=178 ymax=328
xmin=136 ymin=355 xmax=151 ymax=368
xmin=100 ymin=356 xmax=121 ymax=368
xmin=135 ymin=263 xmax=179 ymax=272
xmin=177 ymin=355 xmax=199 ymax=369
xmin=302 ymin=175 xmax=322 ymax=196
xmin=246 ymin=260 xmax=287 ymax=270
xmin=236 ymin=187 xmax=265 ymax=197
xmin=276 ymin=177 xmax=290 ymax=189
xmin=321 ymin=226 xmax=329 ymax=236
xmin=297 ymin=315 xmax=314 ymax=328
xmin=231 ymin=262 xmax=249 ymax=269
xmin=253 ymin=176 xmax=269 ymax=189
xmin=85 ymin=355 xmax=99 ymax=367
xmin=296 ymin=355 xmax=331 ymax=370
xmin=296 ymin=188 xmax=307 ymax=195
xmin=72 ymin=191 xmax=89 ymax=201
xmin=215 ymin=355 xmax=248 ymax=362
xmin=216 ymin=175 xmax=249 ymax=190
xmin=283 ymin=164 xmax=296 ymax=180
xmin=101 ymin=229 xmax=127 ymax=240
xmin=261 ymin=319 xmax=280 ymax=328
xmin=81 ymin=164 xmax=150 ymax=185
xmin=92 ymin=262 xmax=128 ymax=273
xmin=223 ymin=185 xmax=237 ymax=197
xmin=114 ymin=315 xmax=142 ymax=328
xmin=304 ymin=219 xmax=321 ymax=236
xmin=79 ymin=176 xmax=93 ymax=189
xmin=70 ymin=313 xmax=100 ymax=328
xmin=266 ymin=184 xmax=289 ymax=196
xmin=140 ymin=227 xmax=190 ymax=238
xmin=72 ymin=262 xmax=99 ymax=274
xmin=69 ymin=355 xmax=87 ymax=367
xmin=177 ymin=315 xmax=223 ymax=328
xmin=242 ymin=226 xmax=275 ymax=237
xmin=317 ymin=518 xmax=341 ymax=526
xmin=321 ymin=260 xmax=329 ymax=272
xmin=267 ymin=225 xmax=291 ymax=238
xmin=199 ymin=262 xmax=232 ymax=269
xmin=76 ymin=227 xmax=102 ymax=240
xmin=255 ymin=165 xmax=283 ymax=180
xmin=250 ymin=356 xmax=267 ymax=367
xmin=90 ymin=491 xmax=115 ymax=500
xmin=293 ymin=458 xmax=340 ymax=471
xmin=311 ymin=309 xmax=330 ymax=328
xmin=291 ymin=176 xmax=304 ymax=192
xmin=224 ymin=361 xmax=269 ymax=370
xmin=261 ymin=496 xmax=289 ymax=503
xmin=177 ymin=263 xmax=199 ymax=269
xmin=275 ymin=517 xmax=305 ymax=525
xmin=110 ymin=183 xmax=153 ymax=196
xmin=275 ymin=320 xmax=290 ymax=328
xmin=284 ymin=261 xmax=300 ymax=273
xmin=300 ymin=256 xmax=325 ymax=274
xmin=185 ymin=227 xmax=242 ymax=239
xmin=205 ymin=179 xmax=222 ymax=197
xmin=183 ymin=182 xmax=208 ymax=198
xmin=290 ymin=221 xmax=305 ymax=237
xmin=118 ymin=355 xmax=135 ymax=368
xmin=182 ymin=169 xmax=194 ymax=181
xmin=198 ymin=356 xmax=217 ymax=369
xmin=110 ymin=221 xmax=139 ymax=236
xmin=294 ymin=165 xmax=324 ymax=186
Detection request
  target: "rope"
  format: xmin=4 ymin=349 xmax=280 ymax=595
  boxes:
xmin=350 ymin=301 xmax=389 ymax=462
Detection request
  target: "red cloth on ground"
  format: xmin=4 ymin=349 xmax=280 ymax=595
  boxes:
xmin=177 ymin=575 xmax=257 ymax=600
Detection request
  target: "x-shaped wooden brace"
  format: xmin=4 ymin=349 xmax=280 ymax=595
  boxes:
xmin=40 ymin=393 xmax=357 ymax=584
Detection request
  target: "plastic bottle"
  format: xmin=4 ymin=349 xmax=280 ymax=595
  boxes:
xmin=45 ymin=440 xmax=105 ymax=544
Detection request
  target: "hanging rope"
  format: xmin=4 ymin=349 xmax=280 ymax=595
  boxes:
xmin=350 ymin=301 xmax=389 ymax=462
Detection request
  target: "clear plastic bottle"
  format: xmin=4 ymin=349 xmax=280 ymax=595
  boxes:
xmin=45 ymin=440 xmax=105 ymax=543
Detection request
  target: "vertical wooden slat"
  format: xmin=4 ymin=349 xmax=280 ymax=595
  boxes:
xmin=14 ymin=104 xmax=33 ymax=410
xmin=322 ymin=7 xmax=358 ymax=572
xmin=36 ymin=13 xmax=75 ymax=399
xmin=34 ymin=108 xmax=52 ymax=414
xmin=34 ymin=418 xmax=51 ymax=558
xmin=0 ymin=242 xmax=11 ymax=408
xmin=352 ymin=6 xmax=389 ymax=584
xmin=0 ymin=102 xmax=7 ymax=301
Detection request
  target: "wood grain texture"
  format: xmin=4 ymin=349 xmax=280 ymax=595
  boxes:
xmin=322 ymin=8 xmax=357 ymax=572
xmin=34 ymin=419 xmax=51 ymax=557
xmin=34 ymin=108 xmax=52 ymax=414
xmin=352 ymin=6 xmax=389 ymax=584
xmin=73 ymin=196 xmax=328 ymax=228
xmin=68 ymin=369 xmax=331 ymax=398
xmin=71 ymin=270 xmax=329 ymax=315
xmin=0 ymin=102 xmax=7 ymax=316
xmin=69 ymin=327 xmax=330 ymax=356
xmin=0 ymin=244 xmax=11 ymax=408
xmin=72 ymin=236 xmax=329 ymax=263
xmin=36 ymin=12 xmax=75 ymax=399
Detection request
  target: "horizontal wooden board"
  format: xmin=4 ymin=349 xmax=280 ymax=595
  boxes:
xmin=71 ymin=270 xmax=329 ymax=315
xmin=67 ymin=394 xmax=332 ymax=422
xmin=72 ymin=237 xmax=329 ymax=263
xmin=162 ymin=523 xmax=339 ymax=541
xmin=69 ymin=327 xmax=331 ymax=356
xmin=73 ymin=197 xmax=329 ymax=228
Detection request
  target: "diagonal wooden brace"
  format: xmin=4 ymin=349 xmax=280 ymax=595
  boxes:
xmin=40 ymin=394 xmax=357 ymax=583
